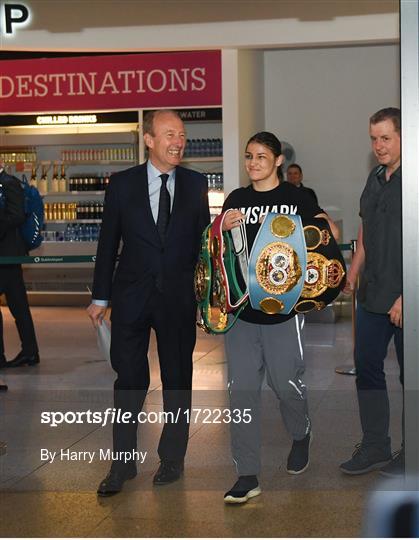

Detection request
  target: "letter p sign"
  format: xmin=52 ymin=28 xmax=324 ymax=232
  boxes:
xmin=2 ymin=3 xmax=30 ymax=34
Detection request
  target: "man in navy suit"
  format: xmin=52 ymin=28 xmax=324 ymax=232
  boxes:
xmin=87 ymin=110 xmax=210 ymax=496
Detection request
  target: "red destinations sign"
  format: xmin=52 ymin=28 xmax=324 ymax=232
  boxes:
xmin=0 ymin=51 xmax=221 ymax=113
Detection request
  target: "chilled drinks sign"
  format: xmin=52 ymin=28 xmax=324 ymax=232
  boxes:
xmin=0 ymin=51 xmax=221 ymax=113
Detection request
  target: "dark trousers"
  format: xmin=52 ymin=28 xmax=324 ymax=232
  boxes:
xmin=0 ymin=265 xmax=38 ymax=357
xmin=355 ymin=303 xmax=403 ymax=450
xmin=110 ymin=289 xmax=196 ymax=469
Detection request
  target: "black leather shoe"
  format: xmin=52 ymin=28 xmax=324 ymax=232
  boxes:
xmin=153 ymin=460 xmax=184 ymax=485
xmin=97 ymin=466 xmax=137 ymax=497
xmin=0 ymin=355 xmax=7 ymax=369
xmin=5 ymin=351 xmax=40 ymax=368
xmin=0 ymin=379 xmax=7 ymax=392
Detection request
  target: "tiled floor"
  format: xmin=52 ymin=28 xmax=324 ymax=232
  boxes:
xmin=0 ymin=307 xmax=403 ymax=537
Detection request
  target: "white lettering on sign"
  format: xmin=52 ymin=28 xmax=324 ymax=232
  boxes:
xmin=0 ymin=68 xmax=211 ymax=100
xmin=147 ymin=69 xmax=167 ymax=93
xmin=168 ymin=68 xmax=189 ymax=92
xmin=98 ymin=72 xmax=120 ymax=95
xmin=118 ymin=71 xmax=136 ymax=94
xmin=36 ymin=115 xmax=98 ymax=125
xmin=69 ymin=115 xmax=97 ymax=124
xmin=0 ymin=75 xmax=14 ymax=98
xmin=191 ymin=68 xmax=206 ymax=91
xmin=34 ymin=74 xmax=48 ymax=97
xmin=77 ymin=73 xmax=97 ymax=96
xmin=16 ymin=74 xmax=32 ymax=97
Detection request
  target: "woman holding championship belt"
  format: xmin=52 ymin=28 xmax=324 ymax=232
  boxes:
xmin=221 ymin=132 xmax=339 ymax=504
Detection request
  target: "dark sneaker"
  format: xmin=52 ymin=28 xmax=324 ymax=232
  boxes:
xmin=224 ymin=475 xmax=261 ymax=504
xmin=380 ymin=449 xmax=405 ymax=478
xmin=340 ymin=443 xmax=391 ymax=475
xmin=287 ymin=431 xmax=312 ymax=475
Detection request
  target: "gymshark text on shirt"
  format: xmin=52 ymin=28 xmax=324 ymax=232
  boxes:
xmin=240 ymin=205 xmax=298 ymax=224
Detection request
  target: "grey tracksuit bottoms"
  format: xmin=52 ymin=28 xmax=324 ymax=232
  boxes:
xmin=224 ymin=315 xmax=310 ymax=476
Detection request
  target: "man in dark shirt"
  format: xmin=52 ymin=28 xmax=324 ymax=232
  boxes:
xmin=340 ymin=107 xmax=403 ymax=477
xmin=286 ymin=163 xmax=318 ymax=205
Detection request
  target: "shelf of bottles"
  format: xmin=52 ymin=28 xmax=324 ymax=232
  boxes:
xmin=68 ymin=175 xmax=110 ymax=192
xmin=43 ymin=185 xmax=105 ymax=243
xmin=61 ymin=146 xmax=135 ymax=163
xmin=0 ymin=149 xmax=37 ymax=164
xmin=31 ymin=164 xmax=64 ymax=196
xmin=33 ymin=167 xmax=115 ymax=196
xmin=43 ymin=223 xmax=101 ymax=243
xmin=183 ymin=138 xmax=222 ymax=160
xmin=44 ymin=202 xmax=104 ymax=221
xmin=43 ymin=201 xmax=103 ymax=243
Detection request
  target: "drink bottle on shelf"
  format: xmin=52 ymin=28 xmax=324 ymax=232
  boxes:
xmin=38 ymin=165 xmax=49 ymax=195
xmin=30 ymin=166 xmax=38 ymax=189
xmin=51 ymin=165 xmax=60 ymax=193
xmin=59 ymin=165 xmax=67 ymax=192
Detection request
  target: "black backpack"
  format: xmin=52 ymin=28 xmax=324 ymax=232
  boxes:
xmin=0 ymin=174 xmax=44 ymax=250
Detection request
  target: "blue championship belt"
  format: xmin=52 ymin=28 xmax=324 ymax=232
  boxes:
xmin=248 ymin=214 xmax=307 ymax=315
xmin=194 ymin=212 xmax=346 ymax=333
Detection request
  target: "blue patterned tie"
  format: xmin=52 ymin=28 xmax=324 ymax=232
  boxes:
xmin=156 ymin=173 xmax=170 ymax=243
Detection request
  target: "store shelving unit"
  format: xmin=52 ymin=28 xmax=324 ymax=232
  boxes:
xmin=1 ymin=107 xmax=223 ymax=303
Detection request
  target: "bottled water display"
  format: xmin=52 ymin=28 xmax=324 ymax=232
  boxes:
xmin=43 ymin=223 xmax=101 ymax=242
xmin=183 ymin=138 xmax=223 ymax=158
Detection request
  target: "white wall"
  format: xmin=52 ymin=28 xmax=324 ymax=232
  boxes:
xmin=222 ymin=49 xmax=265 ymax=195
xmin=237 ymin=50 xmax=265 ymax=185
xmin=264 ymin=44 xmax=400 ymax=241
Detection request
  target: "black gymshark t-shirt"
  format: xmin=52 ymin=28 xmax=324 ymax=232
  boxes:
xmin=222 ymin=182 xmax=324 ymax=324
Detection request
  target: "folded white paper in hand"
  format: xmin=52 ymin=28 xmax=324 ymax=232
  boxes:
xmin=97 ymin=319 xmax=111 ymax=365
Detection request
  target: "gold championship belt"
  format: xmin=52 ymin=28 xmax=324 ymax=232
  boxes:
xmin=295 ymin=217 xmax=346 ymax=314
xmin=194 ymin=212 xmax=346 ymax=334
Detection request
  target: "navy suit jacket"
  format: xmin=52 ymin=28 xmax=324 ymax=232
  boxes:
xmin=92 ymin=162 xmax=210 ymax=324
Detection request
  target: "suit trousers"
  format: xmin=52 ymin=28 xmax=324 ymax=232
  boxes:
xmin=0 ymin=265 xmax=38 ymax=357
xmin=110 ymin=288 xmax=196 ymax=469
xmin=355 ymin=303 xmax=404 ymax=451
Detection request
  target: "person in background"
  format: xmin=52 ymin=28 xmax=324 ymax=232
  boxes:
xmin=0 ymin=164 xmax=39 ymax=369
xmin=221 ymin=131 xmax=339 ymax=504
xmin=87 ymin=110 xmax=210 ymax=496
xmin=286 ymin=163 xmax=318 ymax=204
xmin=340 ymin=107 xmax=403 ymax=478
